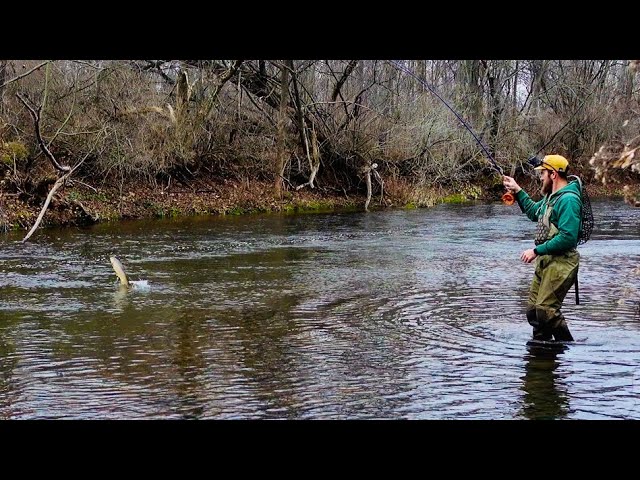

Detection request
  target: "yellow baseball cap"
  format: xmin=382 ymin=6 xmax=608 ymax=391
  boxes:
xmin=534 ymin=154 xmax=569 ymax=173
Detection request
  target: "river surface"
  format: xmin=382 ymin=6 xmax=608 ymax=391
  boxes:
xmin=1 ymin=199 xmax=639 ymax=419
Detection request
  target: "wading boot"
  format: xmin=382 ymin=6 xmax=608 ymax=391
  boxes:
xmin=553 ymin=324 xmax=574 ymax=342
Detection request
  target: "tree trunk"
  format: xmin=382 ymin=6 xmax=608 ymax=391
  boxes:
xmin=275 ymin=61 xmax=290 ymax=196
xmin=484 ymin=61 xmax=502 ymax=140
xmin=622 ymin=60 xmax=634 ymax=102
xmin=513 ymin=60 xmax=519 ymax=110
xmin=457 ymin=60 xmax=483 ymax=122
xmin=296 ymin=126 xmax=320 ymax=191
xmin=0 ymin=60 xmax=7 ymax=113
xmin=529 ymin=60 xmax=548 ymax=114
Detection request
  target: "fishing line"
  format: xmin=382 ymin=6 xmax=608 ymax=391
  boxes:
xmin=388 ymin=60 xmax=516 ymax=203
xmin=388 ymin=60 xmax=603 ymax=205
xmin=388 ymin=60 xmax=504 ymax=175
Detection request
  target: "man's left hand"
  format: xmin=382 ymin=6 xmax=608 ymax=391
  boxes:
xmin=521 ymin=249 xmax=537 ymax=263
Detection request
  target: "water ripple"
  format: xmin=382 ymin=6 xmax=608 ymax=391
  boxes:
xmin=1 ymin=200 xmax=639 ymax=419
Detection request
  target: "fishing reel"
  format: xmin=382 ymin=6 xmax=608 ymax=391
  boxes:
xmin=501 ymin=192 xmax=515 ymax=205
xmin=501 ymin=155 xmax=540 ymax=205
xmin=501 ymin=155 xmax=543 ymax=205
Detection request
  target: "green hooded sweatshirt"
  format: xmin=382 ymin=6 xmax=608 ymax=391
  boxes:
xmin=515 ymin=180 xmax=582 ymax=256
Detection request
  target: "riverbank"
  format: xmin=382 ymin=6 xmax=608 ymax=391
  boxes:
xmin=0 ymin=176 xmax=448 ymax=232
xmin=0 ymin=174 xmax=636 ymax=234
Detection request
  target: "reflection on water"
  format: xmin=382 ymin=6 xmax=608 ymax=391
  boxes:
xmin=0 ymin=200 xmax=639 ymax=419
xmin=520 ymin=342 xmax=569 ymax=420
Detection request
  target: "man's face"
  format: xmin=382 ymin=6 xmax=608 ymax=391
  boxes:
xmin=539 ymin=169 xmax=553 ymax=195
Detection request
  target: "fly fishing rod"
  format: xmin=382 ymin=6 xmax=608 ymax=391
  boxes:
xmin=388 ymin=60 xmax=601 ymax=204
xmin=387 ymin=60 xmax=515 ymax=203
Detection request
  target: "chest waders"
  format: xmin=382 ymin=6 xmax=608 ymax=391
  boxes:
xmin=535 ymin=192 xmax=581 ymax=305
xmin=526 ymin=193 xmax=580 ymax=341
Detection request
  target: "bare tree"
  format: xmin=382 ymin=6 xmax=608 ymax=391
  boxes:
xmin=275 ymin=61 xmax=290 ymax=195
xmin=16 ymin=87 xmax=102 ymax=241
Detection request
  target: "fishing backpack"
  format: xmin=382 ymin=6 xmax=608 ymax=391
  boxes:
xmin=568 ymin=175 xmax=594 ymax=245
xmin=567 ymin=175 xmax=593 ymax=305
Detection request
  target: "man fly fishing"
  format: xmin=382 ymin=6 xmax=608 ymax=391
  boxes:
xmin=388 ymin=62 xmax=592 ymax=342
xmin=502 ymin=154 xmax=582 ymax=342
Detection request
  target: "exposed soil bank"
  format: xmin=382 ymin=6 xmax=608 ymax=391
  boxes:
xmin=0 ymin=174 xmax=636 ymax=235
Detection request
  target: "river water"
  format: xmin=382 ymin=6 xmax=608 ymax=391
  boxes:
xmin=1 ymin=199 xmax=639 ymax=419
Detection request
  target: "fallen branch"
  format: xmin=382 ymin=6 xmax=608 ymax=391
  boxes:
xmin=21 ymin=173 xmax=70 ymax=242
xmin=20 ymin=140 xmax=98 ymax=242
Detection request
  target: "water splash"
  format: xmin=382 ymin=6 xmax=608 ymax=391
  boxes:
xmin=129 ymin=280 xmax=150 ymax=290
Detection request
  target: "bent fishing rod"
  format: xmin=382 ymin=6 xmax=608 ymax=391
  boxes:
xmin=388 ymin=60 xmax=504 ymax=176
xmin=388 ymin=60 xmax=599 ymax=189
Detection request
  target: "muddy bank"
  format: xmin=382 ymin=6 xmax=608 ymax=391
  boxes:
xmin=0 ymin=177 xmax=437 ymax=233
xmin=0 ymin=174 xmax=636 ymax=235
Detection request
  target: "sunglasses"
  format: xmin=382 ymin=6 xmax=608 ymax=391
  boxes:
xmin=528 ymin=156 xmax=562 ymax=173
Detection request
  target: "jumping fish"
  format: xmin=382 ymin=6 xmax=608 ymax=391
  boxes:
xmin=109 ymin=255 xmax=130 ymax=286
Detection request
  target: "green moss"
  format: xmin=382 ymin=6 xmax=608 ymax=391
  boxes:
xmin=297 ymin=200 xmax=336 ymax=212
xmin=101 ymin=208 xmax=120 ymax=221
xmin=1 ymin=141 xmax=29 ymax=165
xmin=227 ymin=207 xmax=245 ymax=215
xmin=67 ymin=190 xmax=109 ymax=203
xmin=461 ymin=185 xmax=482 ymax=200
xmin=282 ymin=204 xmax=296 ymax=213
xmin=441 ymin=193 xmax=468 ymax=204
